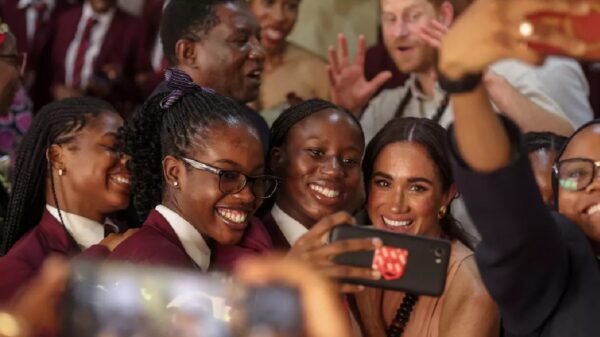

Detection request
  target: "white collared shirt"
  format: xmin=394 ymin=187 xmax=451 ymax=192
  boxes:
xmin=155 ymin=205 xmax=211 ymax=271
xmin=65 ymin=2 xmax=115 ymax=88
xmin=46 ymin=204 xmax=105 ymax=250
xmin=270 ymin=204 xmax=308 ymax=246
xmin=17 ymin=0 xmax=56 ymax=43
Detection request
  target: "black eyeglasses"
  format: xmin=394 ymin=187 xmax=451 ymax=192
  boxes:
xmin=181 ymin=157 xmax=280 ymax=199
xmin=554 ymin=158 xmax=600 ymax=191
xmin=0 ymin=52 xmax=27 ymax=75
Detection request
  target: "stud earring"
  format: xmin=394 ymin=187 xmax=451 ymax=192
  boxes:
xmin=173 ymin=181 xmax=180 ymax=188
xmin=437 ymin=206 xmax=448 ymax=220
xmin=58 ymin=168 xmax=65 ymax=176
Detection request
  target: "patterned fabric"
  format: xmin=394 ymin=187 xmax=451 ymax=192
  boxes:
xmin=0 ymin=87 xmax=33 ymax=159
xmin=159 ymin=68 xmax=212 ymax=109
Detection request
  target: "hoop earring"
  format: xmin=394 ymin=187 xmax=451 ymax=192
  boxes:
xmin=437 ymin=206 xmax=448 ymax=220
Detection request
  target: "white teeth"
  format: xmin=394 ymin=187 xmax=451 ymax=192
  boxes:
xmin=383 ymin=217 xmax=412 ymax=228
xmin=217 ymin=209 xmax=248 ymax=224
xmin=265 ymin=28 xmax=283 ymax=40
xmin=309 ymin=184 xmax=340 ymax=198
xmin=111 ymin=176 xmax=130 ymax=185
xmin=587 ymin=204 xmax=600 ymax=215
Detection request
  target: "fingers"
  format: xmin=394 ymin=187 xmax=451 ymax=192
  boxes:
xmin=322 ymin=264 xmax=382 ymax=282
xmin=338 ymin=33 xmax=350 ymax=67
xmin=307 ymin=238 xmax=383 ymax=266
xmin=355 ymin=34 xmax=366 ymax=67
xmin=339 ymin=283 xmax=366 ymax=294
xmin=521 ymin=19 xmax=588 ymax=57
xmin=365 ymin=71 xmax=393 ymax=97
xmin=327 ymin=45 xmax=340 ymax=75
xmin=419 ymin=20 xmax=448 ymax=49
xmin=294 ymin=212 xmax=355 ymax=250
xmin=326 ymin=65 xmax=338 ymax=86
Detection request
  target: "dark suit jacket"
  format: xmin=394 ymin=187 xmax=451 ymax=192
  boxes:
xmin=49 ymin=5 xmax=149 ymax=104
xmin=0 ymin=210 xmax=108 ymax=304
xmin=109 ymin=209 xmax=272 ymax=271
xmin=449 ymin=117 xmax=600 ymax=337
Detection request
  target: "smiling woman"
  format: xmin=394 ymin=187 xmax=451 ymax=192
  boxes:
xmin=247 ymin=0 xmax=330 ymax=123
xmin=0 ymin=97 xmax=135 ymax=304
xmin=355 ymin=117 xmax=498 ymax=337
xmin=110 ymin=69 xmax=277 ymax=271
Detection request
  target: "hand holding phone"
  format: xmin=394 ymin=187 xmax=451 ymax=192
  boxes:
xmin=329 ymin=225 xmax=451 ymax=296
xmin=287 ymin=212 xmax=383 ymax=293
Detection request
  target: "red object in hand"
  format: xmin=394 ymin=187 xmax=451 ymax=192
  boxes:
xmin=372 ymin=246 xmax=409 ymax=281
xmin=526 ymin=10 xmax=600 ymax=56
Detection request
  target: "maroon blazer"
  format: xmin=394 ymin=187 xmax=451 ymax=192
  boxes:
xmin=48 ymin=5 xmax=149 ymax=105
xmin=0 ymin=210 xmax=108 ymax=304
xmin=261 ymin=212 xmax=292 ymax=251
xmin=0 ymin=0 xmax=75 ymax=109
xmin=109 ymin=209 xmax=272 ymax=271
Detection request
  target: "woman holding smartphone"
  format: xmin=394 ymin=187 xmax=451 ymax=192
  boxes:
xmin=356 ymin=117 xmax=499 ymax=337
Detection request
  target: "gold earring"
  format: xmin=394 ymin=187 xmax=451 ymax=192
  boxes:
xmin=58 ymin=168 xmax=65 ymax=176
xmin=437 ymin=206 xmax=447 ymax=220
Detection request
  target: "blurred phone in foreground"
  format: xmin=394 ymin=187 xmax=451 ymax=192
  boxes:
xmin=61 ymin=260 xmax=302 ymax=337
xmin=329 ymin=225 xmax=451 ymax=296
xmin=524 ymin=10 xmax=600 ymax=58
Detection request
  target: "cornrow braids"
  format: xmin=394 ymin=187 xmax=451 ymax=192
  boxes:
xmin=121 ymin=89 xmax=257 ymax=222
xmin=0 ymin=97 xmax=116 ymax=255
xmin=161 ymin=0 xmax=244 ymax=66
xmin=524 ymin=131 xmax=568 ymax=154
xmin=270 ymin=98 xmax=364 ymax=149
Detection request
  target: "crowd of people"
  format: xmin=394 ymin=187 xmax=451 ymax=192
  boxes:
xmin=0 ymin=0 xmax=599 ymax=336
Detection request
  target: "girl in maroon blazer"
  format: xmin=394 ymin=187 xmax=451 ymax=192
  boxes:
xmin=0 ymin=96 xmax=135 ymax=303
xmin=250 ymin=99 xmax=380 ymax=292
xmin=109 ymin=69 xmax=278 ymax=271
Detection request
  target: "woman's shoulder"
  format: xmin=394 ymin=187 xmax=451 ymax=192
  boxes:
xmin=285 ymin=43 xmax=327 ymax=67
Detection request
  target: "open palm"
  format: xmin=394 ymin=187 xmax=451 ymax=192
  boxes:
xmin=327 ymin=34 xmax=392 ymax=115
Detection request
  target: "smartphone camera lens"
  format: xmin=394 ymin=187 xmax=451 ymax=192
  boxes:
xmin=433 ymin=248 xmax=444 ymax=258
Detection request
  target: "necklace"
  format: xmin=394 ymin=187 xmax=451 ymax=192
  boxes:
xmin=394 ymin=88 xmax=450 ymax=124
xmin=386 ymin=293 xmax=419 ymax=337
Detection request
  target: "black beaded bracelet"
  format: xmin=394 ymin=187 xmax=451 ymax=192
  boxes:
xmin=437 ymin=71 xmax=483 ymax=94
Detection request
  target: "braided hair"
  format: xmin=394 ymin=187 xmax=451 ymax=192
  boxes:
xmin=524 ymin=131 xmax=568 ymax=154
xmin=270 ymin=98 xmax=364 ymax=150
xmin=121 ymin=89 xmax=257 ymax=223
xmin=161 ymin=0 xmax=244 ymax=66
xmin=363 ymin=117 xmax=475 ymax=249
xmin=0 ymin=97 xmax=116 ymax=255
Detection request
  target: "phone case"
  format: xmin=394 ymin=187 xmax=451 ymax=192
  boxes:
xmin=525 ymin=10 xmax=600 ymax=57
xmin=329 ymin=225 xmax=451 ymax=296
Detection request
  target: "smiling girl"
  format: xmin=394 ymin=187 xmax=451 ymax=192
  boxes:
xmin=110 ymin=69 xmax=278 ymax=270
xmin=0 ymin=97 xmax=134 ymax=303
xmin=356 ymin=117 xmax=498 ymax=337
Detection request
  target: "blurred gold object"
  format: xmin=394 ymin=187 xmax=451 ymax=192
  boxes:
xmin=519 ymin=21 xmax=534 ymax=37
xmin=0 ymin=312 xmax=23 ymax=337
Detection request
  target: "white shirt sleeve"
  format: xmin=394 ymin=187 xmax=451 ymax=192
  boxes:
xmin=537 ymin=57 xmax=594 ymax=128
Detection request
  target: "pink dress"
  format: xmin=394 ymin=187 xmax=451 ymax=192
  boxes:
xmin=381 ymin=240 xmax=474 ymax=337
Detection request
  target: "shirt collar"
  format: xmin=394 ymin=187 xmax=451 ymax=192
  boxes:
xmin=82 ymin=1 xmax=116 ymax=26
xmin=17 ymin=0 xmax=56 ymax=11
xmin=46 ymin=204 xmax=105 ymax=249
xmin=407 ymin=74 xmax=447 ymax=102
xmin=271 ymin=204 xmax=308 ymax=245
xmin=155 ymin=205 xmax=211 ymax=271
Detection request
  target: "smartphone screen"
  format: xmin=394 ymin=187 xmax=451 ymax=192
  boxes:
xmin=61 ymin=260 xmax=302 ymax=337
